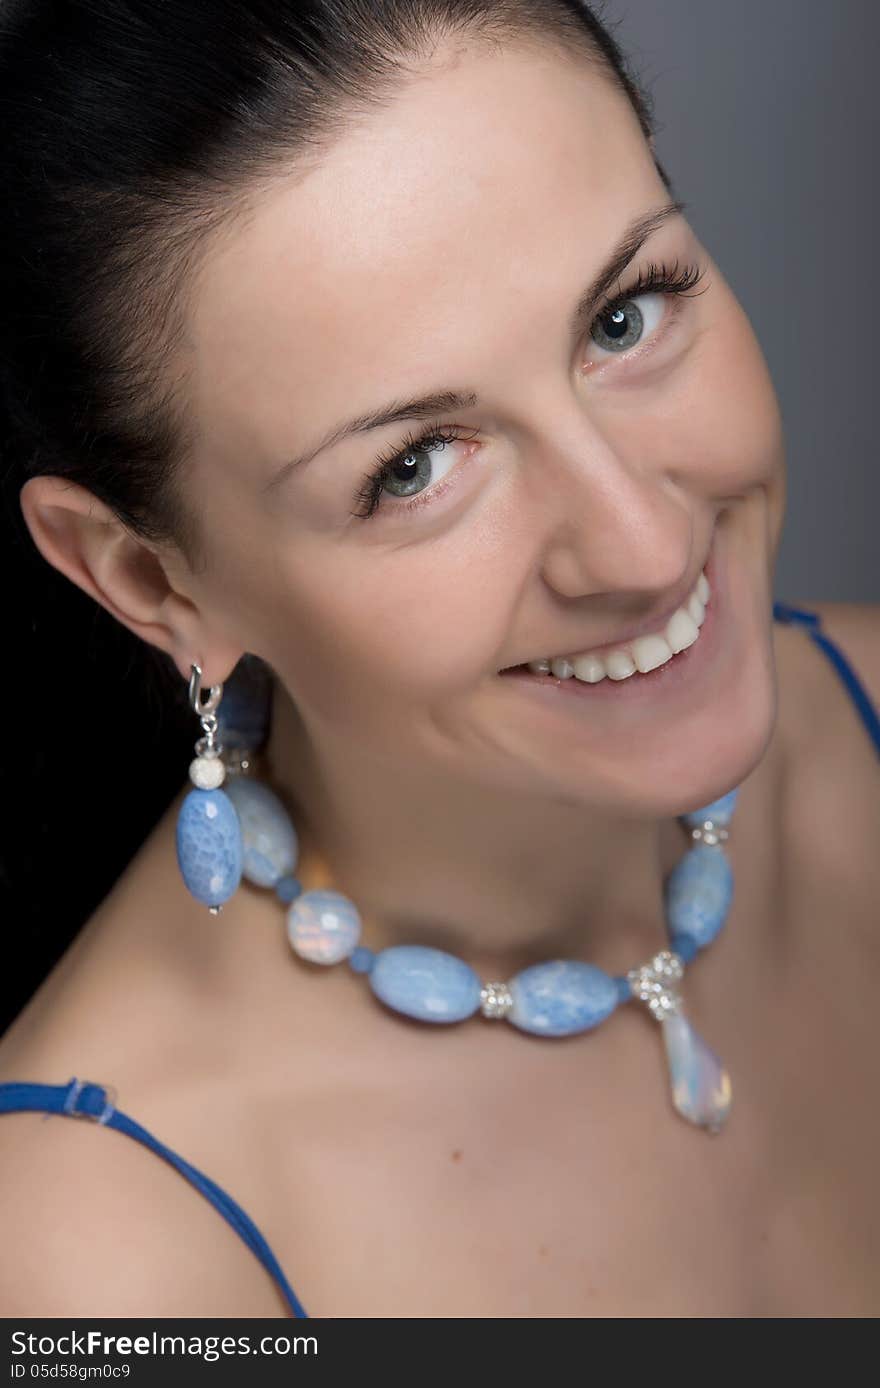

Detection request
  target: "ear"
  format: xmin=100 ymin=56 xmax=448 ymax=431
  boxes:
xmin=19 ymin=474 xmax=244 ymax=687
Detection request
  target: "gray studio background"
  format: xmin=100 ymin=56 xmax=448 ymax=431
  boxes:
xmin=604 ymin=0 xmax=877 ymax=602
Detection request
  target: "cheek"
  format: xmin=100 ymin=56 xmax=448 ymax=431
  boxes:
xmin=719 ymin=299 xmax=784 ymax=478
xmin=706 ymin=295 xmax=787 ymax=564
xmin=251 ymin=546 xmax=502 ymax=733
xmin=686 ymin=288 xmax=786 ymax=496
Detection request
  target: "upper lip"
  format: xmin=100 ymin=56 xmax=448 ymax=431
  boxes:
xmin=499 ymin=550 xmax=711 ymax=671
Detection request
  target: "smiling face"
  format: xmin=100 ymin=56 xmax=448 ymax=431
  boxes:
xmin=179 ymin=36 xmax=785 ymax=817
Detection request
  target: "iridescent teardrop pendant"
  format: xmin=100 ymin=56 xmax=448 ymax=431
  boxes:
xmin=627 ymin=950 xmax=732 ymax=1134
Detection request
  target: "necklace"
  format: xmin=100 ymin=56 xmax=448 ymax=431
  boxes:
xmin=175 ymin=660 xmax=737 ymax=1136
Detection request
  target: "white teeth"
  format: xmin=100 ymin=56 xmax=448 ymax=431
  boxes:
xmin=666 ymin=608 xmax=699 ymax=654
xmin=516 ymin=567 xmax=712 ymax=685
xmin=630 ymin=632 xmax=674 ymax=674
xmin=571 ymin=653 xmax=606 ymax=683
xmin=688 ymin=591 xmax=705 ymax=627
xmin=605 ymin=649 xmax=637 ymax=680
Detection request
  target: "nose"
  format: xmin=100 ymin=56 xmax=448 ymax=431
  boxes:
xmin=532 ymin=424 xmax=694 ymax=602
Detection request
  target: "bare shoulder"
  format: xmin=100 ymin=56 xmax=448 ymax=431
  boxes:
xmin=0 ymin=1102 xmax=290 ymax=1317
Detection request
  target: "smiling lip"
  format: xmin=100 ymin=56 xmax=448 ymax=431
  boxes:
xmin=496 ymin=525 xmax=723 ymax=700
xmin=499 ymin=531 xmax=718 ymax=673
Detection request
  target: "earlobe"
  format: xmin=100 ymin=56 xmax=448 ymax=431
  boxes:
xmin=17 ymin=473 xmax=243 ymax=689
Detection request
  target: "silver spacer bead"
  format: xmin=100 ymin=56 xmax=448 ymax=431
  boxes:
xmin=690 ymin=819 xmax=729 ymax=847
xmin=208 ymin=904 xmax=223 ymax=916
xmin=480 ymin=981 xmax=514 ymax=1019
xmin=627 ymin=949 xmax=684 ymax=1021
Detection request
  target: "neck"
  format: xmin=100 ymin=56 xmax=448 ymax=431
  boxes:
xmin=260 ymin=680 xmax=707 ymax=982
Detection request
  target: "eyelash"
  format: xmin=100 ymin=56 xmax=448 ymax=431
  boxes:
xmin=350 ymin=259 xmax=708 ymax=521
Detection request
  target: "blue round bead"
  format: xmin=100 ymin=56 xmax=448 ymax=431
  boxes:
xmin=508 ymin=960 xmax=619 ymax=1036
xmin=222 ymin=777 xmax=299 ymax=888
xmin=664 ymin=843 xmax=733 ymax=947
xmin=348 ymin=946 xmax=376 ymax=975
xmin=274 ymin=874 xmax=302 ymax=905
xmin=369 ymin=946 xmax=482 ymax=1023
xmin=175 ymin=787 xmax=243 ymax=908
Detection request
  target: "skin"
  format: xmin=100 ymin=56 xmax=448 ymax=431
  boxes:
xmin=6 ymin=37 xmax=879 ymax=1316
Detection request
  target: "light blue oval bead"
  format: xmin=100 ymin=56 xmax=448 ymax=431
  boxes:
xmin=369 ymin=946 xmax=482 ymax=1023
xmin=175 ymin=787 xmax=243 ymax=908
xmin=508 ymin=960 xmax=618 ymax=1037
xmin=681 ymin=788 xmax=739 ymax=828
xmin=664 ymin=842 xmax=733 ymax=947
xmin=287 ymin=889 xmax=362 ymax=965
xmin=222 ymin=776 xmax=298 ymax=888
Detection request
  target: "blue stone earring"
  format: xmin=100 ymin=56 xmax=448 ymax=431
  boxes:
xmin=174 ymin=663 xmax=244 ymax=914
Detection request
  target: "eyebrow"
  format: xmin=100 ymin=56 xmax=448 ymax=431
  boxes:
xmin=264 ymin=197 xmax=688 ymax=492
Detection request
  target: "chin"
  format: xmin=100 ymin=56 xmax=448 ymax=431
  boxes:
xmin=648 ymin=667 xmax=778 ymax=821
xmin=616 ymin=591 xmax=780 ymax=819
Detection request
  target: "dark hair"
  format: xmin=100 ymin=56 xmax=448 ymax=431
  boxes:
xmin=0 ymin=0 xmax=669 ymax=572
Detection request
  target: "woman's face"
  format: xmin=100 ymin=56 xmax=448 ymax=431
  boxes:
xmin=179 ymin=37 xmax=785 ymax=816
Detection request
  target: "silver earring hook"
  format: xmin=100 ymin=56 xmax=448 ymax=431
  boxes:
xmin=188 ymin=663 xmax=223 ymax=719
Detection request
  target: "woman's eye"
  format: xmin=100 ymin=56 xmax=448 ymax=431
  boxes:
xmin=587 ymin=290 xmax=668 ymax=359
xmin=586 ymin=260 xmax=707 ymax=362
xmin=380 ymin=434 xmax=457 ymax=501
xmin=350 ymin=425 xmax=472 ymax=521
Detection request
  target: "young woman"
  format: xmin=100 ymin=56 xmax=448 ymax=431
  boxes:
xmin=1 ymin=1 xmax=877 ymax=1317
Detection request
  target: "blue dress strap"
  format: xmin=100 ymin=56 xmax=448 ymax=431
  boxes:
xmin=773 ymin=600 xmax=880 ymax=757
xmin=0 ymin=1077 xmax=309 ymax=1319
